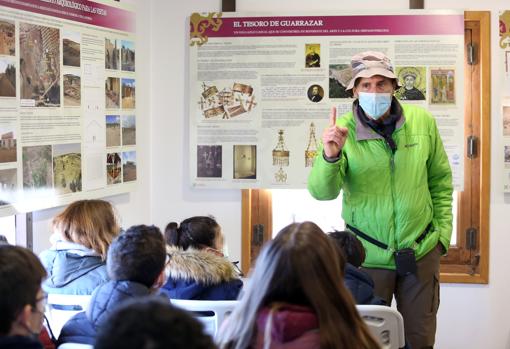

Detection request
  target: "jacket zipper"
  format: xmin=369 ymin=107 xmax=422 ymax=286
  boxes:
xmin=387 ymin=143 xmax=397 ymax=252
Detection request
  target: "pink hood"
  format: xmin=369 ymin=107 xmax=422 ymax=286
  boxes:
xmin=253 ymin=304 xmax=320 ymax=349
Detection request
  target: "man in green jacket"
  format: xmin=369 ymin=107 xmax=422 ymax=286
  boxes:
xmin=308 ymin=51 xmax=453 ymax=349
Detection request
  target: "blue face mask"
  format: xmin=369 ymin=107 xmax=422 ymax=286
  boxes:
xmin=358 ymin=92 xmax=392 ymax=120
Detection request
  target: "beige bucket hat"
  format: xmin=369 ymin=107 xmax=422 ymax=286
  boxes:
xmin=345 ymin=51 xmax=401 ymax=91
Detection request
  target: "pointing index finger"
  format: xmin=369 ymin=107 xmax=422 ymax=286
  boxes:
xmin=329 ymin=106 xmax=337 ymax=127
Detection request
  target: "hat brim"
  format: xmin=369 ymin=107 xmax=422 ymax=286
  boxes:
xmin=345 ymin=68 xmax=401 ymax=91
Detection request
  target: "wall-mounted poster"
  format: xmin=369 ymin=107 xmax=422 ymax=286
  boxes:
xmin=0 ymin=0 xmax=136 ymax=217
xmin=500 ymin=11 xmax=510 ymax=193
xmin=189 ymin=11 xmax=465 ymax=190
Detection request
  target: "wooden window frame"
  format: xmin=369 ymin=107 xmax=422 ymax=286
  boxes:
xmin=439 ymin=11 xmax=490 ymax=283
xmin=241 ymin=12 xmax=490 ymax=284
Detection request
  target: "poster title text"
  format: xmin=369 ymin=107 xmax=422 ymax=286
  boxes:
xmin=233 ymin=19 xmax=324 ymax=28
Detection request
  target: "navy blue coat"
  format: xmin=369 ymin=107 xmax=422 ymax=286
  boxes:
xmin=57 ymin=280 xmax=161 ymax=345
xmin=162 ymin=246 xmax=243 ymax=300
xmin=162 ymin=277 xmax=242 ymax=300
xmin=344 ymin=263 xmax=386 ymax=305
xmin=0 ymin=336 xmax=43 ymax=349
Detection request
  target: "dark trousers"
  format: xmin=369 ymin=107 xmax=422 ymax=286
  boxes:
xmin=362 ymin=244 xmax=442 ymax=349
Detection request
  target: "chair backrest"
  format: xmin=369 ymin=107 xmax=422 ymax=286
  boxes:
xmin=356 ymin=305 xmax=406 ymax=349
xmin=46 ymin=294 xmax=92 ymax=339
xmin=57 ymin=343 xmax=94 ymax=349
xmin=170 ymin=299 xmax=239 ymax=338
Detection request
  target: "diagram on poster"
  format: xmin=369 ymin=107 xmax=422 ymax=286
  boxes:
xmin=198 ymin=82 xmax=257 ymax=119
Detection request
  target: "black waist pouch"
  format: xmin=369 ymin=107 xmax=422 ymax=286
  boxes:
xmin=394 ymin=248 xmax=417 ymax=276
xmin=346 ymin=223 xmax=432 ymax=277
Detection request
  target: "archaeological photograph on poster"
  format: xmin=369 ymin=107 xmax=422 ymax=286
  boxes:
xmin=106 ymin=115 xmax=121 ymax=147
xmin=53 ymin=143 xmax=82 ymax=194
xmin=0 ymin=58 xmax=15 ymax=97
xmin=20 ymin=23 xmax=60 ymax=107
xmin=122 ymin=115 xmax=136 ymax=146
xmin=0 ymin=0 xmax=137 ymax=217
xmin=197 ymin=145 xmax=222 ymax=178
xmin=0 ymin=127 xmax=16 ymax=163
xmin=63 ymin=73 xmax=81 ymax=107
xmin=63 ymin=30 xmax=81 ymax=67
xmin=189 ymin=11 xmax=465 ymax=189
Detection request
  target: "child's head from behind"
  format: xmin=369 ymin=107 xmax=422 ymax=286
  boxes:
xmin=251 ymin=222 xmax=346 ymax=307
xmin=218 ymin=222 xmax=381 ymax=349
xmin=328 ymin=230 xmax=366 ymax=267
xmin=52 ymin=199 xmax=120 ymax=259
xmin=165 ymin=216 xmax=222 ymax=251
xmin=107 ymin=225 xmax=166 ymax=288
xmin=95 ymin=297 xmax=215 ymax=349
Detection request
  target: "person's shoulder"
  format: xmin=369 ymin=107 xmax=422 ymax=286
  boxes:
xmin=201 ymin=280 xmax=243 ymax=300
xmin=39 ymin=247 xmax=59 ymax=259
xmin=401 ymin=103 xmax=436 ymax=124
xmin=38 ymin=248 xmax=57 ymax=267
xmin=222 ymin=277 xmax=243 ymax=299
xmin=337 ymin=109 xmax=355 ymax=127
xmin=58 ymin=311 xmax=96 ymax=346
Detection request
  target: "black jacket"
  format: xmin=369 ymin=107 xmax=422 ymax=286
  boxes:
xmin=57 ymin=280 xmax=162 ymax=345
xmin=0 ymin=336 xmax=43 ymax=349
xmin=161 ymin=246 xmax=242 ymax=300
xmin=344 ymin=263 xmax=386 ymax=305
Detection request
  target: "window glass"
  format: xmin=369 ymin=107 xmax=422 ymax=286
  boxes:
xmin=272 ymin=189 xmax=458 ymax=245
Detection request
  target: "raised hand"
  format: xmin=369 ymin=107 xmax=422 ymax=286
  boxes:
xmin=322 ymin=106 xmax=348 ymax=158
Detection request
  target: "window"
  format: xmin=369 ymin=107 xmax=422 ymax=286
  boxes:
xmin=271 ymin=190 xmax=458 ymax=244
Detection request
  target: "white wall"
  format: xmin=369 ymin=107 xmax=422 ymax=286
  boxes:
xmin=148 ymin=0 xmax=242 ymax=261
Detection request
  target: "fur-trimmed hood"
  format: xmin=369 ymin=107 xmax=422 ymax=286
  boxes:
xmin=165 ymin=246 xmax=240 ymax=285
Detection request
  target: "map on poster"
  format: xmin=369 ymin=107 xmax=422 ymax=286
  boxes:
xmin=0 ymin=0 xmax=136 ymax=217
xmin=189 ymin=11 xmax=465 ymax=190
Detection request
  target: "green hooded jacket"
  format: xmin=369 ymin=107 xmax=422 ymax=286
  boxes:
xmin=308 ymin=102 xmax=453 ymax=269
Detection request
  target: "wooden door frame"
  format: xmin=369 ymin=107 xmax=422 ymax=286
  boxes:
xmin=241 ymin=189 xmax=272 ymax=273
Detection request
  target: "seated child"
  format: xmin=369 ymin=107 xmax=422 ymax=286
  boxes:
xmin=217 ymin=222 xmax=379 ymax=349
xmin=0 ymin=245 xmax=47 ymax=349
xmin=58 ymin=225 xmax=167 ymax=345
xmin=95 ymin=296 xmax=216 ymax=349
xmin=162 ymin=216 xmax=242 ymax=300
xmin=328 ymin=230 xmax=385 ymax=305
xmin=39 ymin=200 xmax=120 ymax=295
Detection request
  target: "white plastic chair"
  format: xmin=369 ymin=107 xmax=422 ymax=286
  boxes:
xmin=170 ymin=299 xmax=238 ymax=338
xmin=356 ymin=305 xmax=406 ymax=349
xmin=57 ymin=344 xmax=93 ymax=349
xmin=45 ymin=294 xmax=92 ymax=339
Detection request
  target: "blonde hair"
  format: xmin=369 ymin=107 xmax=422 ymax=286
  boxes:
xmin=217 ymin=221 xmax=380 ymax=349
xmin=53 ymin=199 xmax=120 ymax=259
